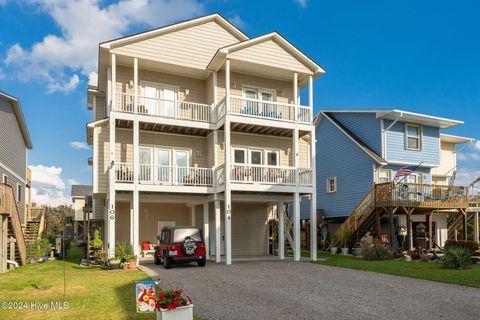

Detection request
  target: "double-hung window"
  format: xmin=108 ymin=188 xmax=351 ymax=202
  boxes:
xmin=326 ymin=177 xmax=337 ymax=193
xmin=405 ymin=123 xmax=422 ymax=150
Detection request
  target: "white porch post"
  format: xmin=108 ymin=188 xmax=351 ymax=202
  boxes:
xmin=129 ymin=197 xmax=134 ymax=244
xmin=310 ymin=129 xmax=317 ymax=261
xmin=133 ymin=57 xmax=138 ymax=113
xmin=191 ymin=205 xmax=196 ymax=226
xmin=203 ymin=201 xmax=210 ymax=259
xmin=474 ymin=211 xmax=479 ymax=243
xmin=293 ymin=193 xmax=300 ymax=261
xmin=107 ymin=53 xmax=117 ymax=259
xmin=133 ymin=190 xmax=139 ymax=258
xmin=224 ymin=59 xmax=232 ymax=265
xmin=293 ymin=72 xmax=298 ymax=105
xmin=133 ymin=54 xmax=140 ymax=259
xmin=308 ymin=75 xmax=313 ymax=122
xmin=214 ymin=200 xmax=221 ymax=262
xmin=277 ymin=202 xmax=285 ymax=260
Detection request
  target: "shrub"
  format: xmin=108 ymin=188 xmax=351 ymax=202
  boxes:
xmin=90 ymin=229 xmax=103 ymax=250
xmin=441 ymin=247 xmax=473 ymax=269
xmin=444 ymin=240 xmax=479 ymax=253
xmin=115 ymin=241 xmax=134 ymax=262
xmin=93 ymin=250 xmax=108 ymax=264
xmin=361 ymin=240 xmax=393 ymax=260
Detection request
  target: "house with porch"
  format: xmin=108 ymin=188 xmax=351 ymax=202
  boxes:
xmin=315 ymin=109 xmax=473 ymax=250
xmin=86 ymin=13 xmax=322 ymax=264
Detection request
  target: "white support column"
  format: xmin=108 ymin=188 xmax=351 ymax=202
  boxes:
xmin=310 ymin=129 xmax=317 ymax=261
xmin=111 ymin=54 xmax=116 ymax=111
xmin=214 ymin=200 xmax=221 ymax=262
xmin=107 ymin=54 xmax=116 ymax=259
xmin=308 ymin=75 xmax=313 ymax=121
xmin=225 ymin=59 xmax=231 ymax=112
xmin=293 ymin=72 xmax=298 ymax=121
xmin=203 ymin=201 xmax=210 ymax=259
xmin=277 ymin=202 xmax=285 ymax=260
xmin=474 ymin=211 xmax=479 ymax=243
xmin=129 ymin=197 xmax=134 ymax=245
xmin=293 ymin=192 xmax=301 ymax=261
xmin=133 ymin=189 xmax=139 ymax=259
xmin=191 ymin=205 xmax=196 ymax=226
xmin=224 ymin=120 xmax=232 ymax=265
xmin=133 ymin=57 xmax=138 ymax=113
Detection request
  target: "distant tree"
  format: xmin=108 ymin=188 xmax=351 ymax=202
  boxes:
xmin=44 ymin=205 xmax=73 ymax=242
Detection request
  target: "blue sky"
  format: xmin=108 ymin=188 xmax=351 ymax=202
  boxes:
xmin=0 ymin=0 xmax=479 ymax=205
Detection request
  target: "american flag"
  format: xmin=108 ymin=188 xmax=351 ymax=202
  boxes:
xmin=394 ymin=166 xmax=416 ymax=179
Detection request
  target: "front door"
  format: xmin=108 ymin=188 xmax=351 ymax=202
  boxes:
xmin=155 ymin=148 xmax=171 ymax=184
xmin=142 ymin=84 xmax=160 ymax=114
xmin=139 ymin=147 xmax=153 ymax=182
xmin=174 ymin=150 xmax=189 ymax=184
xmin=161 ymin=87 xmax=176 ymax=118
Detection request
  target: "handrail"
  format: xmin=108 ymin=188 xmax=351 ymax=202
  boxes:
xmin=0 ymin=183 xmax=27 ymax=265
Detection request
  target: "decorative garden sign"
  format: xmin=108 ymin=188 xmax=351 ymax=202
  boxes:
xmin=136 ymin=281 xmax=156 ymax=313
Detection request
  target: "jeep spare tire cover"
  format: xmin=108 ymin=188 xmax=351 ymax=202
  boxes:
xmin=182 ymin=236 xmax=197 ymax=256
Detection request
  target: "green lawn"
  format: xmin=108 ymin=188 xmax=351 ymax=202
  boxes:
xmin=0 ymin=244 xmax=201 ymax=319
xmin=312 ymin=252 xmax=480 ymax=288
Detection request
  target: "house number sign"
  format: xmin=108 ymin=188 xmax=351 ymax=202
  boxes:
xmin=109 ymin=209 xmax=115 ymax=220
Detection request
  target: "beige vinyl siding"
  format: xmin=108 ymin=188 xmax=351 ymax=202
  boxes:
xmin=115 ymin=202 xmax=131 ymax=243
xmin=139 ymin=203 xmax=190 ymax=243
xmin=431 ymin=141 xmax=456 ymax=177
xmin=96 ymin=124 xmax=109 ymax=194
xmin=206 ymin=73 xmax=214 ymax=105
xmin=217 ymin=71 xmax=294 ymax=105
xmin=231 ymin=203 xmax=268 ymax=256
xmin=0 ymin=96 xmax=27 ymax=223
xmin=111 ymin=21 xmax=239 ymax=70
xmin=93 ymin=197 xmax=105 ymax=220
xmin=228 ymin=40 xmax=312 ymax=74
xmin=206 ymin=132 xmax=215 ymax=167
xmin=95 ymin=96 xmax=106 ymax=120
xmin=115 ymin=66 xmax=207 ymax=105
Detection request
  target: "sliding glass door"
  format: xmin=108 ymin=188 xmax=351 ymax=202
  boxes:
xmin=139 ymin=147 xmax=153 ymax=182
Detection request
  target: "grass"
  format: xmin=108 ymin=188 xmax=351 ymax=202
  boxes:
xmin=312 ymin=252 xmax=480 ymax=288
xmin=0 ymin=243 xmax=202 ymax=319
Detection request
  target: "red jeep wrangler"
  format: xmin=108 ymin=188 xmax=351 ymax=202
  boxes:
xmin=154 ymin=226 xmax=206 ymax=269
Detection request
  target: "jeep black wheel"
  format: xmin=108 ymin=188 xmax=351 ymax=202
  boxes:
xmin=154 ymin=253 xmax=161 ymax=265
xmin=197 ymin=257 xmax=206 ymax=267
xmin=163 ymin=255 xmax=172 ymax=269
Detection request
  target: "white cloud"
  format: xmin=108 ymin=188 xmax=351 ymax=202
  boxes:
xmin=29 ymin=164 xmax=72 ymax=206
xmin=70 ymin=141 xmax=89 ymax=150
xmin=0 ymin=67 xmax=5 ymax=80
xmin=295 ymin=0 xmax=307 ymax=8
xmin=473 ymin=140 xmax=480 ymax=150
xmin=4 ymin=0 xmax=204 ymax=93
xmin=229 ymin=15 xmax=245 ymax=29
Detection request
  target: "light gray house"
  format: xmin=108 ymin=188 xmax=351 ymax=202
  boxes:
xmin=0 ymin=91 xmax=33 ymax=225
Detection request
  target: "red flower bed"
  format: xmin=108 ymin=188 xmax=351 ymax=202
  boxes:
xmin=156 ymin=289 xmax=192 ymax=311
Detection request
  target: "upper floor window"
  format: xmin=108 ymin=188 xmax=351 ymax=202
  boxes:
xmin=405 ymin=123 xmax=422 ymax=151
xmin=326 ymin=177 xmax=337 ymax=193
xmin=243 ymin=87 xmax=274 ymax=102
xmin=378 ymin=169 xmax=391 ymax=183
xmin=17 ymin=184 xmax=22 ymax=202
xmin=232 ymin=147 xmax=280 ymax=167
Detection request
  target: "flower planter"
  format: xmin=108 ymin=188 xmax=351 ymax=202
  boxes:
xmin=129 ymin=259 xmax=137 ymax=269
xmin=341 ymin=248 xmax=349 ymax=255
xmin=330 ymin=247 xmax=338 ymax=254
xmin=156 ymin=305 xmax=194 ymax=320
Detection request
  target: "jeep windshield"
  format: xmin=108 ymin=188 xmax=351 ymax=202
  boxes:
xmin=173 ymin=228 xmax=202 ymax=243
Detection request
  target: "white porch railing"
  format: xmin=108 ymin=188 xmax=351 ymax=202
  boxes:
xmin=115 ymin=162 xmax=134 ymax=182
xmin=226 ymin=96 xmax=311 ymax=123
xmin=298 ymin=168 xmax=313 ymax=185
xmin=230 ymin=164 xmax=298 ymax=185
xmin=114 ymin=93 xmax=211 ymax=122
xmin=139 ymin=165 xmax=213 ymax=186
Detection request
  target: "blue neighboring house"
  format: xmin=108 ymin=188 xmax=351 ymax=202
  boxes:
xmin=293 ymin=109 xmax=473 ymax=249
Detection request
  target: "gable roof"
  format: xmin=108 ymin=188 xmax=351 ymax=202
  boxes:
xmin=71 ymin=185 xmax=92 ymax=197
xmin=320 ymin=112 xmax=387 ymax=165
xmin=320 ymin=109 xmax=462 ymax=129
xmin=100 ymin=13 xmax=248 ymax=49
xmin=0 ymin=91 xmax=33 ymax=149
xmin=207 ymin=32 xmax=325 ymax=76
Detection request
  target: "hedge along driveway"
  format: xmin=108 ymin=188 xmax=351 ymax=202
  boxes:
xmin=313 ymin=252 xmax=480 ymax=288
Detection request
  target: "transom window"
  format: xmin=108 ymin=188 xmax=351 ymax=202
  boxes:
xmin=405 ymin=123 xmax=422 ymax=150
xmin=326 ymin=177 xmax=337 ymax=193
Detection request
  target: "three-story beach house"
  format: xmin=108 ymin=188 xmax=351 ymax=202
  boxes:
xmin=86 ymin=14 xmax=324 ymax=264
xmin=315 ymin=109 xmax=473 ymax=250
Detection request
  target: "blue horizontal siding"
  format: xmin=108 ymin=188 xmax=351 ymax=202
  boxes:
xmin=385 ymin=120 xmax=440 ymax=165
xmin=330 ymin=112 xmax=382 ymax=156
xmin=316 ymin=116 xmax=376 ymax=219
xmin=287 ymin=197 xmax=312 ymax=220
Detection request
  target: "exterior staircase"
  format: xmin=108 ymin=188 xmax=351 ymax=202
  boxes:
xmin=24 ymin=218 xmax=42 ymax=243
xmin=332 ymin=186 xmax=376 ymax=248
xmin=447 ymin=211 xmax=473 ymax=240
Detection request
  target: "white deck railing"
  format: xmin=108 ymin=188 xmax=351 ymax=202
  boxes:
xmin=298 ymin=168 xmax=313 ymax=185
xmin=230 ymin=164 xmax=298 ymax=185
xmin=225 ymin=96 xmax=311 ymax=123
xmin=114 ymin=93 xmax=211 ymax=122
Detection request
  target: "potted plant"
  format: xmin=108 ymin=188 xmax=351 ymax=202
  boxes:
xmin=127 ymin=254 xmax=137 ymax=269
xmin=156 ymin=289 xmax=193 ymax=320
xmin=340 ymin=230 xmax=351 ymax=255
xmin=330 ymin=233 xmax=338 ymax=254
xmin=115 ymin=241 xmax=134 ymax=270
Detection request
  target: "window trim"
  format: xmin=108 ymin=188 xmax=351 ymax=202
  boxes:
xmin=377 ymin=169 xmax=392 ymax=183
xmin=326 ymin=177 xmax=337 ymax=193
xmin=242 ymin=85 xmax=276 ymax=101
xmin=405 ymin=123 xmax=422 ymax=151
xmin=264 ymin=149 xmax=280 ymax=167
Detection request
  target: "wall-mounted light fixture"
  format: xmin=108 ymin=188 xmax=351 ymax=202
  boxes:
xmin=128 ymin=80 xmax=134 ymax=88
xmin=185 ymin=88 xmax=190 ymax=95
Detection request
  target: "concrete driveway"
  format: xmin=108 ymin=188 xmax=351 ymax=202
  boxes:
xmin=140 ymin=260 xmax=480 ymax=320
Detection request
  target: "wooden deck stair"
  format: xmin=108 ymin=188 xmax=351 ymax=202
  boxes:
xmin=332 ymin=186 xmax=376 ymax=248
xmin=0 ymin=183 xmax=27 ymax=266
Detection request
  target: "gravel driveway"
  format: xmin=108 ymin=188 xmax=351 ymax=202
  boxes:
xmin=140 ymin=260 xmax=480 ymax=320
